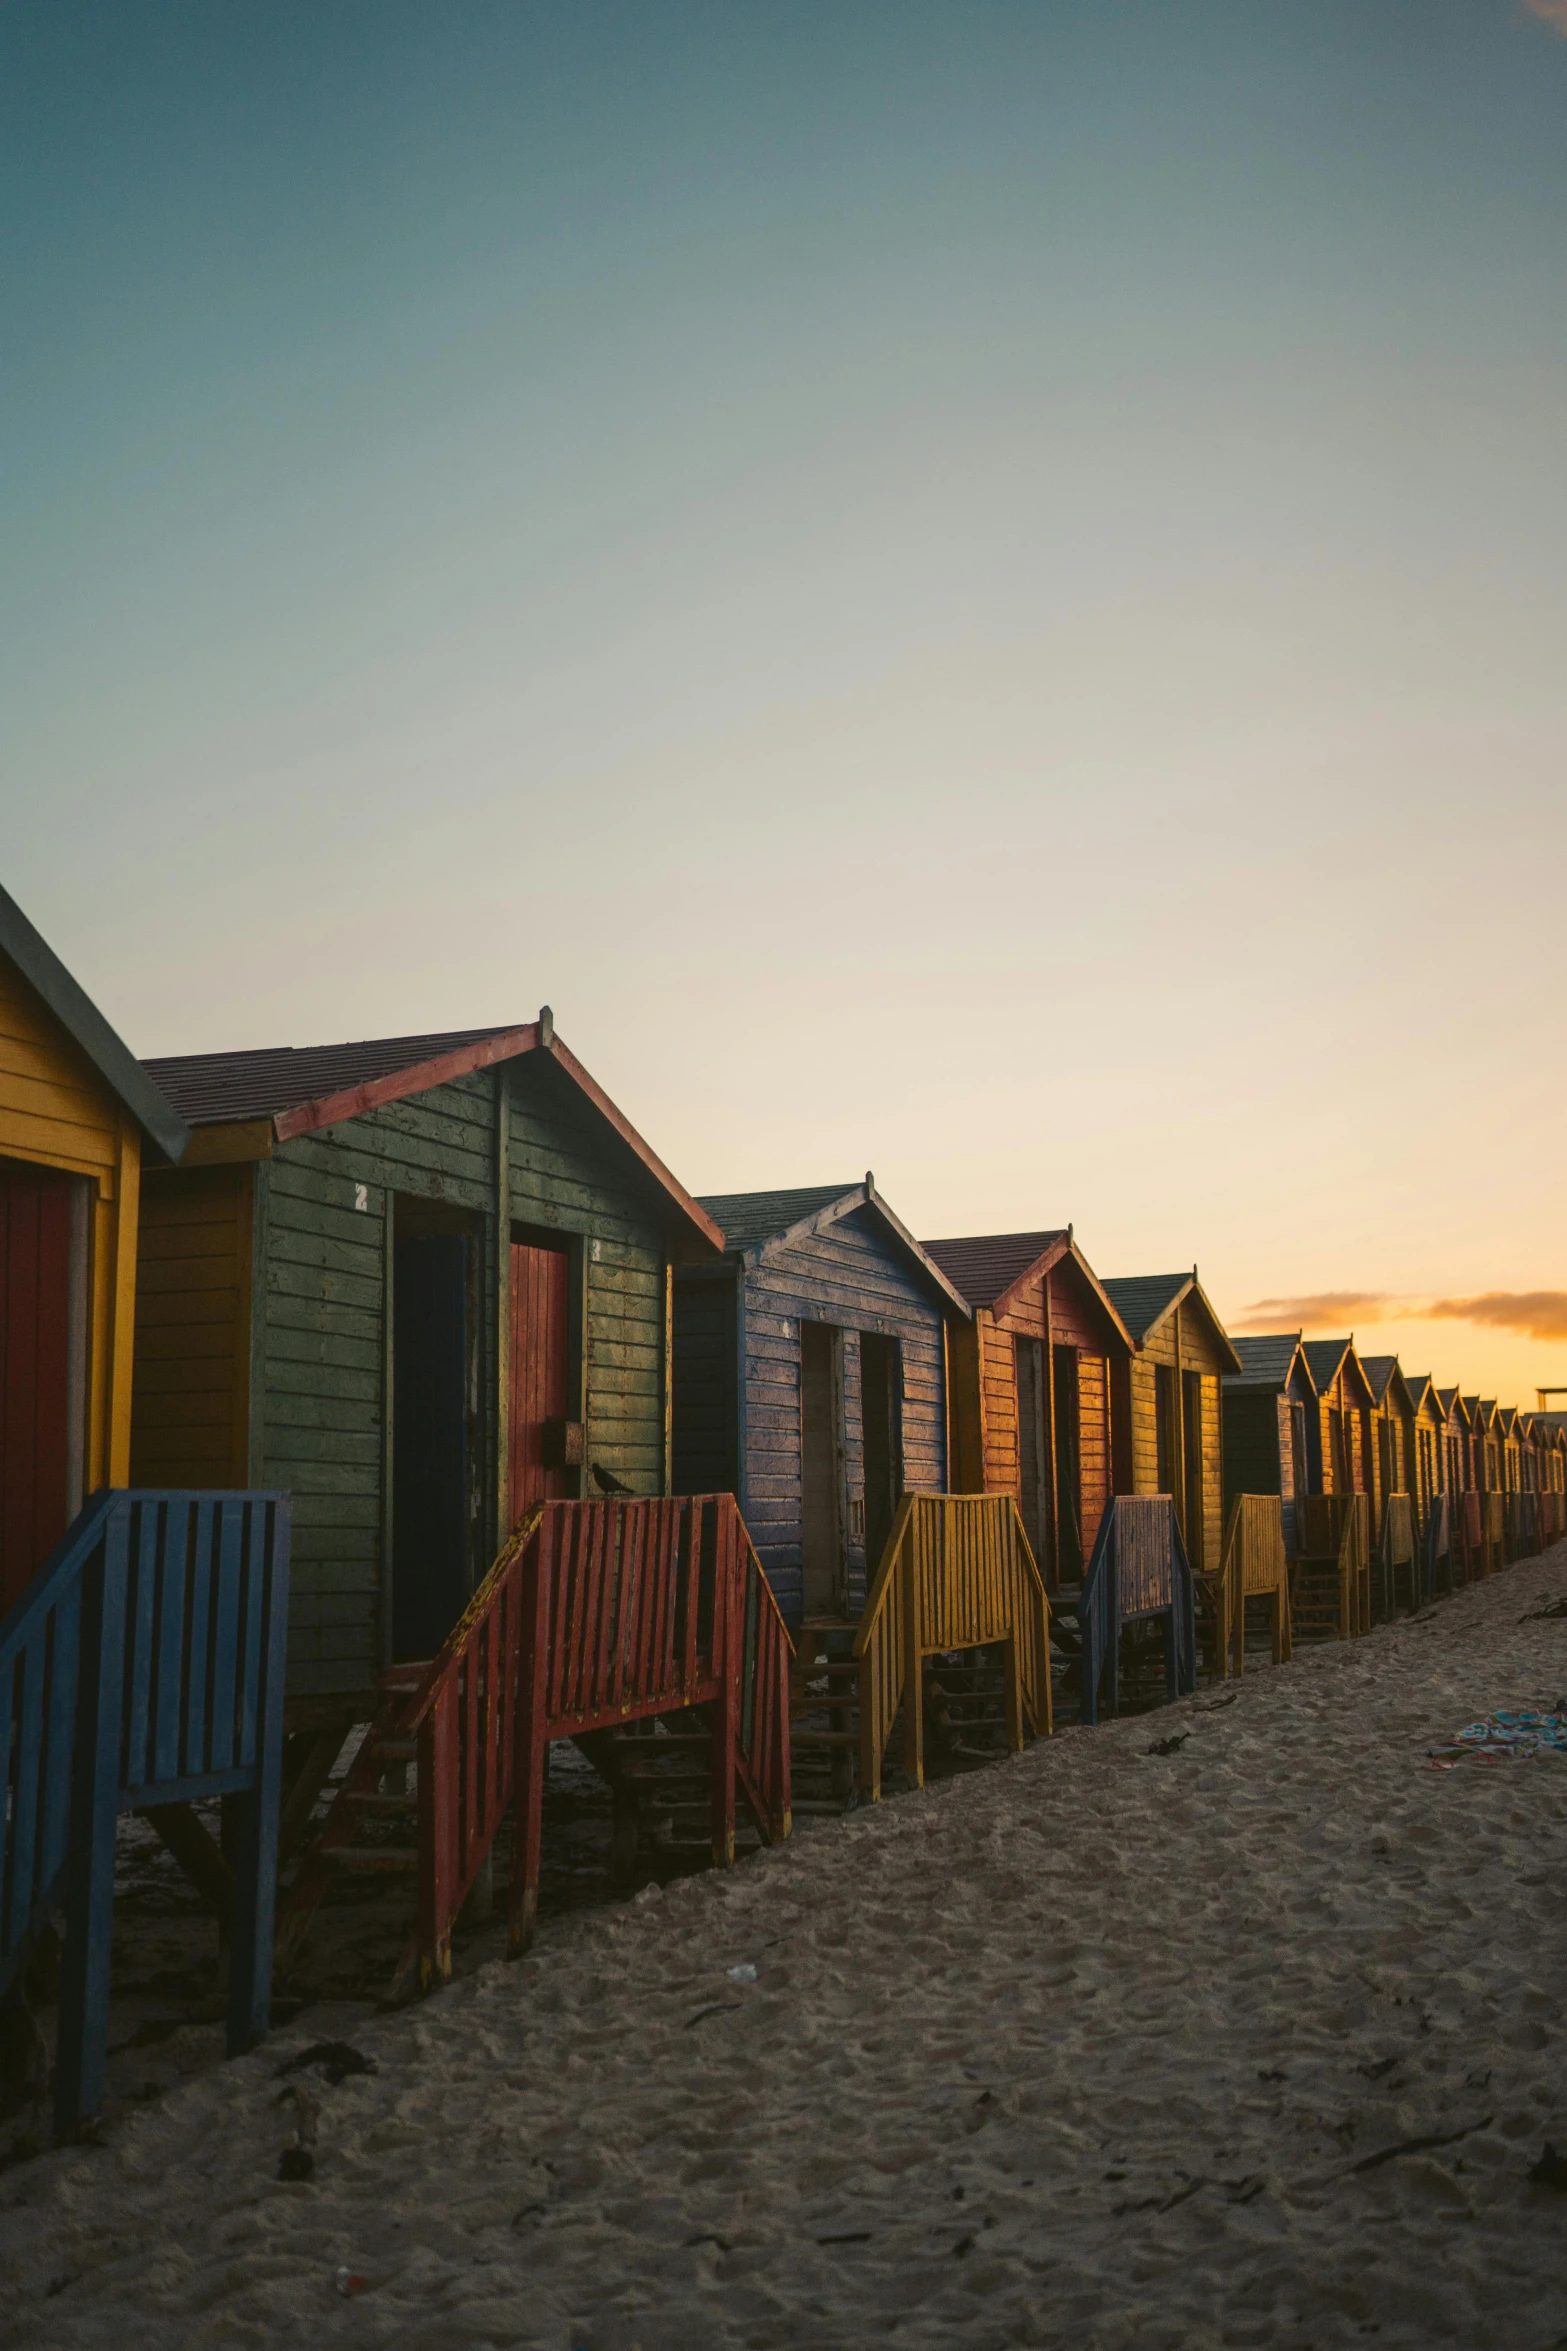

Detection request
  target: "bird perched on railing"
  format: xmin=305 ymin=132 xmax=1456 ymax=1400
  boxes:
xmin=590 ymin=1462 xmax=635 ymax=1497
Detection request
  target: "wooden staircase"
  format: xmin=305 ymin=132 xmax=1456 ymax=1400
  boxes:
xmin=789 ymin=1611 xmax=1019 ymax=1815
xmin=790 ymin=1620 xmax=863 ymax=1813
xmin=585 ymin=1711 xmax=764 ymax=1880
xmin=277 ymin=1495 xmax=793 ymax=1994
xmin=0 ymin=1489 xmax=291 ymax=2137
xmin=787 ymin=1498 xmax=1051 ymax=1810
xmin=1291 ymin=1494 xmax=1370 ymax=1641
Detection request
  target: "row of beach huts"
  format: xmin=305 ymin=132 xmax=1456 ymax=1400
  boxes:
xmin=2 ymin=880 xmax=1562 ymax=2128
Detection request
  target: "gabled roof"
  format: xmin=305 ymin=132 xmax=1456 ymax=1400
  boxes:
xmin=1 ymin=881 xmax=190 ymax=1165
xmin=697 ymin=1182 xmax=857 ymax=1256
xmin=1296 ymin=1344 xmax=1372 ymax=1410
xmin=920 ymin=1227 xmax=1133 ymax=1351
xmin=1224 ymin=1331 xmax=1313 ymax=1394
xmin=698 ymin=1176 xmax=971 ymax=1320
xmin=1439 ymin=1386 xmax=1470 ymax=1426
xmin=1403 ymin=1373 xmax=1446 ymax=1423
xmin=144 ymin=1008 xmax=723 ymax=1259
xmin=1496 ymin=1404 xmax=1519 ymax=1439
xmin=144 ymin=1023 xmax=522 ymax=1130
xmin=1102 ymin=1269 xmax=1243 ymax=1374
xmin=921 ymin=1228 xmax=1067 ymax=1310
xmin=1359 ymin=1355 xmax=1414 ymax=1414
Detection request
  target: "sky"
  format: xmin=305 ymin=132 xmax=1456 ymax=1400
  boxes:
xmin=3 ymin=1 xmax=1565 ymax=1406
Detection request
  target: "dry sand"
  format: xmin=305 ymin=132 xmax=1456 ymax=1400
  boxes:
xmin=4 ymin=1546 xmax=1567 ymax=2351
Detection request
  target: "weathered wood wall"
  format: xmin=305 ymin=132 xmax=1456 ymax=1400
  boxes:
xmin=950 ymin=1257 xmax=1122 ymax=1577
xmin=670 ymin=1271 xmax=737 ymax=1496
xmin=0 ymin=955 xmax=139 ymax=1497
xmin=1124 ymin=1312 xmax=1225 ymax=1572
xmin=674 ymin=1205 xmax=948 ymax=1627
xmin=130 ymin=1163 xmax=253 ymax=1487
xmin=130 ymin=1055 xmax=672 ymax=1694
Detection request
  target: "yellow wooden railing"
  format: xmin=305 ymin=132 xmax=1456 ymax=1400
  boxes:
xmin=1215 ymin=1494 xmax=1292 ymax=1676
xmin=852 ymin=1494 xmax=1051 ymax=1800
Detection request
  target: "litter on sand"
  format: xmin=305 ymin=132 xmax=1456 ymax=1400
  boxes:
xmin=1427 ymin=1711 xmax=1567 ymax=1768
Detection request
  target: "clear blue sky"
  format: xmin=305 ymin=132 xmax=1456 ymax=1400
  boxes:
xmin=4 ymin=3 xmax=1565 ymax=1395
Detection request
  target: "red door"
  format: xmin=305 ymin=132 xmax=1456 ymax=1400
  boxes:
xmin=509 ymin=1239 xmax=571 ymax=1528
xmin=1 ymin=1162 xmax=74 ymax=1616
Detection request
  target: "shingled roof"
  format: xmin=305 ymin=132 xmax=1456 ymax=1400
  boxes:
xmin=1101 ymin=1270 xmax=1242 ymax=1372
xmin=143 ymin=1023 xmax=528 ymax=1129
xmin=142 ymin=1011 xmax=723 ymax=1256
xmin=1 ymin=881 xmax=190 ymax=1164
xmin=1358 ymin=1354 xmax=1406 ymax=1408
xmin=920 ymin=1228 xmax=1132 ymax=1349
xmin=1225 ymin=1332 xmax=1311 ymax=1392
xmin=696 ymin=1177 xmax=971 ymax=1319
xmin=1102 ymin=1272 xmax=1191 ymax=1343
xmin=1303 ymin=1337 xmax=1355 ymax=1392
xmin=695 ymin=1183 xmax=857 ymax=1256
xmin=921 ymin=1230 xmax=1068 ymax=1310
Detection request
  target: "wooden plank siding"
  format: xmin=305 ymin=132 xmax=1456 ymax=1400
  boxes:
xmin=131 ymin=1052 xmax=684 ymax=1695
xmin=0 ymin=954 xmax=142 ymax=1507
xmin=740 ymin=1211 xmax=948 ymax=1625
xmin=673 ymin=1194 xmax=957 ymax=1630
xmin=130 ymin=1163 xmax=253 ymax=1487
xmin=1121 ymin=1334 xmax=1226 ymax=1575
xmin=930 ymin=1241 xmax=1141 ymax=1589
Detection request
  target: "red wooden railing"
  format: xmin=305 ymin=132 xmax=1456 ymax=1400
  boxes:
xmin=505 ymin=1494 xmax=793 ymax=1964
xmin=282 ymin=1495 xmax=793 ymax=1990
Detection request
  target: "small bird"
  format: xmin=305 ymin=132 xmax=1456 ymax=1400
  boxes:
xmin=591 ymin=1462 xmax=635 ymax=1497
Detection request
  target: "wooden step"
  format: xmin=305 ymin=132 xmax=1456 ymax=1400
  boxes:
xmin=342 ymin=1788 xmax=418 ymax=1813
xmin=371 ymin=1735 xmax=418 ymax=1764
xmin=332 ymin=1847 xmax=420 ymax=1874
xmin=791 ymin=1727 xmax=861 ymax=1748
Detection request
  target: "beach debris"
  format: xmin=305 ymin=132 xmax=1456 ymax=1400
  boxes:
xmin=275 ymin=2081 xmax=321 ymax=2140
xmin=275 ymin=2080 xmax=320 ymax=2181
xmin=725 ymin=1963 xmax=758 ymax=1984
xmin=1528 ymin=2144 xmax=1567 ymax=2190
xmin=684 ymin=2002 xmax=743 ymax=2028
xmin=1428 ymin=1712 xmax=1567 ymax=1767
xmin=275 ymin=2040 xmax=377 ymax=2086
xmin=1518 ymin=1597 xmax=1567 ymax=1623
xmin=1146 ymin=1732 xmax=1189 ymax=1757
xmin=1349 ymin=2115 xmax=1491 ymax=2173
xmin=815 ymin=2231 xmax=872 ymax=2245
xmin=334 ymin=2266 xmax=369 ymax=2297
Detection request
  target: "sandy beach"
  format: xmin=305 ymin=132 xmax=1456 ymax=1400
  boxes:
xmin=3 ymin=1548 xmax=1566 ymax=2351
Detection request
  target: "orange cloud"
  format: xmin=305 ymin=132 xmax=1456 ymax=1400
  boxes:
xmin=1423 ymin=1291 xmax=1567 ymax=1342
xmin=1232 ymin=1291 xmax=1398 ymax=1333
xmin=1522 ymin=1 xmax=1567 ymax=32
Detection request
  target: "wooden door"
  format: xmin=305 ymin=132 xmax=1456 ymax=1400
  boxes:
xmin=392 ymin=1233 xmax=470 ymax=1662
xmin=799 ymin=1320 xmax=846 ymax=1618
xmin=1181 ymin=1369 xmax=1205 ymax=1570
xmin=1052 ymin=1345 xmax=1082 ymax=1578
xmin=509 ymin=1238 xmax=572 ymax=1526
xmin=1015 ymin=1337 xmax=1048 ymax=1571
xmin=0 ymin=1161 xmax=74 ymax=1616
xmin=859 ymin=1331 xmax=903 ymax=1580
xmin=1155 ymin=1361 xmax=1176 ymax=1494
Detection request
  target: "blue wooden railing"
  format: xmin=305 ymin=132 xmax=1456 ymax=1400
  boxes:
xmin=1077 ymin=1496 xmax=1196 ymax=1725
xmin=0 ymin=1489 xmax=290 ymax=2136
